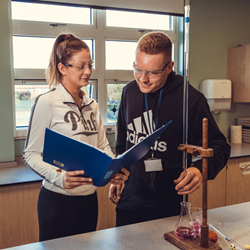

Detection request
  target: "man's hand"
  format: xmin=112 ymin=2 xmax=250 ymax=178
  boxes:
xmin=108 ymin=168 xmax=129 ymax=204
xmin=110 ymin=168 xmax=130 ymax=185
xmin=109 ymin=183 xmax=123 ymax=204
xmin=63 ymin=170 xmax=93 ymax=189
xmin=174 ymin=167 xmax=202 ymax=195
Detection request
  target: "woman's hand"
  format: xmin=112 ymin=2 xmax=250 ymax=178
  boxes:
xmin=109 ymin=168 xmax=130 ymax=185
xmin=174 ymin=167 xmax=202 ymax=195
xmin=63 ymin=170 xmax=93 ymax=189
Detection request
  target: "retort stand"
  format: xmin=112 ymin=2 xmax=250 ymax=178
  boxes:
xmin=164 ymin=118 xmax=222 ymax=250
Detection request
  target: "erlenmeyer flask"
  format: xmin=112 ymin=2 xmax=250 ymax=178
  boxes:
xmin=174 ymin=201 xmax=196 ymax=240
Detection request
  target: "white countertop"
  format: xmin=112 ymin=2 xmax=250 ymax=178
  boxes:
xmin=3 ymin=202 xmax=250 ymax=250
xmin=228 ymin=142 xmax=250 ymax=158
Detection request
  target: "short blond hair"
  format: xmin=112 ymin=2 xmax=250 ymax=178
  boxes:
xmin=136 ymin=32 xmax=172 ymax=58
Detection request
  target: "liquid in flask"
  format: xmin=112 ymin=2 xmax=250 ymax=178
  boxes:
xmin=174 ymin=201 xmax=196 ymax=240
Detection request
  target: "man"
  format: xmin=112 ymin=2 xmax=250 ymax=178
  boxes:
xmin=109 ymin=32 xmax=230 ymax=227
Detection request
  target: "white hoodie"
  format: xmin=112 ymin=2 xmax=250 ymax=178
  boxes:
xmin=23 ymin=83 xmax=114 ymax=196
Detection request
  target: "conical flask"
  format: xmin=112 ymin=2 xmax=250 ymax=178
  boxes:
xmin=174 ymin=201 xmax=196 ymax=240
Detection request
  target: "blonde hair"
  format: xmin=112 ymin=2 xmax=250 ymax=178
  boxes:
xmin=136 ymin=32 xmax=172 ymax=58
xmin=46 ymin=34 xmax=90 ymax=88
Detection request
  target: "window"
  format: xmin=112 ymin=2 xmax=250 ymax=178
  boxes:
xmin=14 ymin=80 xmax=97 ymax=128
xmin=13 ymin=36 xmax=94 ymax=69
xmin=107 ymin=83 xmax=127 ymax=123
xmin=106 ymin=41 xmax=137 ymax=70
xmin=106 ymin=10 xmax=172 ymax=30
xmin=15 ymin=82 xmax=49 ymax=127
xmin=11 ymin=1 xmax=181 ymax=137
xmin=11 ymin=1 xmax=93 ymax=25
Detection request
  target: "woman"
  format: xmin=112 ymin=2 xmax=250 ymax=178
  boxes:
xmin=23 ymin=34 xmax=129 ymax=241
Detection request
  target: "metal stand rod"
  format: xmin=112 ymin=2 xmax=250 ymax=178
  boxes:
xmin=182 ymin=0 xmax=190 ymax=204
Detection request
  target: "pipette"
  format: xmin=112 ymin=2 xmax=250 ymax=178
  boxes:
xmin=209 ymin=224 xmax=242 ymax=250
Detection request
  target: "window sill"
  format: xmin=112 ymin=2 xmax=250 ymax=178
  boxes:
xmin=0 ymin=157 xmax=43 ymax=186
xmin=15 ymin=127 xmax=28 ymax=139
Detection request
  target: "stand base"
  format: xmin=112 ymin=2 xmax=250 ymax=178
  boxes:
xmin=164 ymin=231 xmax=222 ymax=250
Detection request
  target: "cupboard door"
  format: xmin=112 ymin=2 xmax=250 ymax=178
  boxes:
xmin=96 ymin=183 xmax=116 ymax=230
xmin=0 ymin=182 xmax=41 ymax=249
xmin=188 ymin=166 xmax=226 ymax=209
xmin=226 ymin=157 xmax=250 ymax=205
xmin=227 ymin=44 xmax=250 ymax=102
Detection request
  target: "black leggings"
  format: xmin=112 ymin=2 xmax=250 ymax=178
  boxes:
xmin=38 ymin=186 xmax=98 ymax=241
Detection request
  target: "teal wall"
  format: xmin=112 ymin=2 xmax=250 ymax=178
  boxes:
xmin=14 ymin=138 xmax=25 ymax=157
xmin=0 ymin=0 xmax=15 ymax=162
xmin=1 ymin=0 xmax=250 ymax=161
xmin=189 ymin=0 xmax=250 ymax=137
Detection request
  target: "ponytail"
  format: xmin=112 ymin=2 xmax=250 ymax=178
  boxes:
xmin=46 ymin=34 xmax=90 ymax=88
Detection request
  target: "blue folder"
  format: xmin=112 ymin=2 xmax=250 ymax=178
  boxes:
xmin=43 ymin=120 xmax=172 ymax=187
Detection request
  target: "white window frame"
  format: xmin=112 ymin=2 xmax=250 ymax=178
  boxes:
xmin=11 ymin=1 xmax=181 ymax=138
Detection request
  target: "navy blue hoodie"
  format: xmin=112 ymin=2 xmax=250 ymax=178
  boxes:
xmin=116 ymin=71 xmax=230 ymax=205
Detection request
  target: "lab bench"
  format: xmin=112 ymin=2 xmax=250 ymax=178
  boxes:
xmin=2 ymin=201 xmax=250 ymax=250
xmin=0 ymin=142 xmax=249 ymax=249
